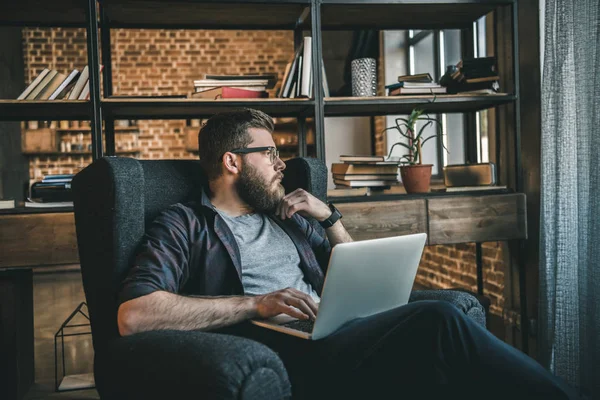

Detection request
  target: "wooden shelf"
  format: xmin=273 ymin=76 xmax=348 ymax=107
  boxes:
xmin=335 ymin=192 xmax=526 ymax=245
xmin=53 ymin=126 xmax=140 ymax=133
xmin=0 ymin=100 xmax=91 ymax=121
xmin=0 ymin=0 xmax=87 ymax=27
xmin=320 ymin=1 xmax=511 ymax=30
xmin=22 ymin=149 xmax=141 ymax=156
xmin=324 ymin=94 xmax=516 ymax=117
xmin=102 ymin=98 xmax=316 ymax=119
xmin=331 ymin=187 xmax=513 ymax=203
xmin=102 ymin=0 xmax=311 ymax=29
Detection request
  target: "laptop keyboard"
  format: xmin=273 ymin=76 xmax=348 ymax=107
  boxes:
xmin=281 ymin=319 xmax=315 ymax=333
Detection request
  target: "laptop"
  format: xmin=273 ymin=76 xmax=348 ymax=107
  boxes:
xmin=251 ymin=233 xmax=427 ymax=340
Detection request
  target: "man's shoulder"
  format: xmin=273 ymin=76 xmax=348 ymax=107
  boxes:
xmin=153 ymin=201 xmax=213 ymax=228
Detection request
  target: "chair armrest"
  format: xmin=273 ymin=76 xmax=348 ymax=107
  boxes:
xmin=409 ymin=289 xmax=487 ymax=328
xmin=95 ymin=330 xmax=291 ymax=400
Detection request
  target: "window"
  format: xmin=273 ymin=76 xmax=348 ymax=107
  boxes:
xmin=383 ymin=16 xmax=489 ymax=176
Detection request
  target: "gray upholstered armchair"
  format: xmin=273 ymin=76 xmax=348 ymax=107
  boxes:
xmin=72 ymin=156 xmax=486 ymax=399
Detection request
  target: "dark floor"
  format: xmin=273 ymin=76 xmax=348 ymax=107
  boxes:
xmin=25 ymin=267 xmax=99 ymax=400
xmin=25 ymin=269 xmax=505 ymax=399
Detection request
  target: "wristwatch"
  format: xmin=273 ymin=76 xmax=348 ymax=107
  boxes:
xmin=319 ymin=202 xmax=343 ymax=229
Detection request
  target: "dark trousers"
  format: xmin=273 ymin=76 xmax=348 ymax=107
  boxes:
xmin=220 ymin=300 xmax=575 ymax=399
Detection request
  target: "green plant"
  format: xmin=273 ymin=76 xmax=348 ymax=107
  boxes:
xmin=384 ymin=99 xmax=447 ymax=165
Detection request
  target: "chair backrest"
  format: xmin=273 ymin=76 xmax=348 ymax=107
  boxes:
xmin=72 ymin=156 xmax=327 ymax=351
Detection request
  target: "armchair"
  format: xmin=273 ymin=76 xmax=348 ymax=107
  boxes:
xmin=72 ymin=156 xmax=486 ymax=399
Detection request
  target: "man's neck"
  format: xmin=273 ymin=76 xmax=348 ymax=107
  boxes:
xmin=209 ymin=181 xmax=253 ymax=217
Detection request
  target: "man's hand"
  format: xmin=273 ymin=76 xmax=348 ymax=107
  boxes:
xmin=253 ymin=288 xmax=319 ymax=320
xmin=276 ymin=188 xmax=331 ymax=222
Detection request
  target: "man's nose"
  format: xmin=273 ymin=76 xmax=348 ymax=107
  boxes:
xmin=275 ymin=157 xmax=286 ymax=171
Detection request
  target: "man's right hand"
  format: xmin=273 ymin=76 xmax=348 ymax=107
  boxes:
xmin=253 ymin=288 xmax=319 ymax=320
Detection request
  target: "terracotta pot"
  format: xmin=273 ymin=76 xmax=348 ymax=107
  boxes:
xmin=400 ymin=164 xmax=433 ymax=193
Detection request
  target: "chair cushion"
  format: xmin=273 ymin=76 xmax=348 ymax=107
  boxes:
xmin=409 ymin=289 xmax=487 ymax=328
xmin=95 ymin=330 xmax=291 ymax=400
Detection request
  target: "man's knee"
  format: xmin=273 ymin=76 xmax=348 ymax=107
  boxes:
xmin=413 ymin=300 xmax=463 ymax=322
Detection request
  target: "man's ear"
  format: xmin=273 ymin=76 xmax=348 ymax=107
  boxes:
xmin=222 ymin=152 xmax=240 ymax=174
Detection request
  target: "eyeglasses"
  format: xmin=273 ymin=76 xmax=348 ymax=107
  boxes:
xmin=229 ymin=146 xmax=280 ymax=164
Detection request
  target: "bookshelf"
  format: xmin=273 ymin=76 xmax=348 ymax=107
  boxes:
xmin=0 ymin=100 xmax=91 ymax=121
xmin=102 ymin=98 xmax=315 ymax=119
xmin=323 ymin=94 xmax=517 ymax=117
xmin=1 ymin=0 xmax=529 ymax=350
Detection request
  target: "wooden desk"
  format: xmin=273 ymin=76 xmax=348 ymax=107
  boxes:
xmin=0 ymin=209 xmax=79 ymax=269
xmin=0 ymin=209 xmax=77 ymax=400
xmin=0 ymin=193 xmax=527 ymax=268
xmin=335 ymin=192 xmax=527 ymax=244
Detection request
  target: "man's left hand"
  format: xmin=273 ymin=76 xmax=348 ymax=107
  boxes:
xmin=276 ymin=189 xmax=331 ymax=222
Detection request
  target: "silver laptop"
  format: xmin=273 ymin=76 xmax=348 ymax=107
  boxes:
xmin=251 ymin=233 xmax=427 ymax=340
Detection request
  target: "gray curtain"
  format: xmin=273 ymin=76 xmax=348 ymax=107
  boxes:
xmin=540 ymin=0 xmax=600 ymax=398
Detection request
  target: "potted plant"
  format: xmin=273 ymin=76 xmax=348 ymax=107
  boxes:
xmin=384 ymin=101 xmax=447 ymax=193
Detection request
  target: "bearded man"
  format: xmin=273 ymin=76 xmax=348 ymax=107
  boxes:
xmin=116 ymin=108 xmax=574 ymax=399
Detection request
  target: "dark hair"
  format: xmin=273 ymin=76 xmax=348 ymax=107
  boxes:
xmin=198 ymin=108 xmax=274 ymax=180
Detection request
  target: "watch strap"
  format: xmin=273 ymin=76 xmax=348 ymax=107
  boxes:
xmin=319 ymin=202 xmax=342 ymax=229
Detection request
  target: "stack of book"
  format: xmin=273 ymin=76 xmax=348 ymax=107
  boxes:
xmin=17 ymin=65 xmax=98 ymax=101
xmin=26 ymin=173 xmax=75 ymax=207
xmin=190 ymin=74 xmax=276 ymax=99
xmin=440 ymin=57 xmax=500 ymax=94
xmin=0 ymin=199 xmax=15 ymax=210
xmin=278 ymin=36 xmax=330 ymax=99
xmin=332 ymin=155 xmax=399 ymax=190
xmin=385 ymin=73 xmax=446 ymax=96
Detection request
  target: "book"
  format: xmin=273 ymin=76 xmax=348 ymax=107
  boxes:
xmin=334 ymin=178 xmax=395 ymax=187
xmin=43 ymin=173 xmax=75 ymax=180
xmin=17 ymin=68 xmax=50 ymax=100
xmin=204 ymin=74 xmax=277 ymax=89
xmin=42 ymin=174 xmax=75 ymax=183
xmin=328 ymin=187 xmax=370 ymax=197
xmin=277 ymin=62 xmax=292 ymax=97
xmin=194 ymin=79 xmax=269 ymax=88
xmin=195 ymin=85 xmax=266 ymax=93
xmin=331 ymin=163 xmax=399 ymax=175
xmin=189 ymin=87 xmax=268 ymax=99
xmin=280 ymin=42 xmax=304 ymax=98
xmin=385 ymin=82 xmax=441 ymax=90
xmin=36 ymin=72 xmax=67 ymax=100
xmin=68 ymin=65 xmax=89 ymax=100
xmin=48 ymin=69 xmax=80 ymax=100
xmin=342 ymin=160 xmax=400 ymax=165
xmin=464 ymin=76 xmax=499 ymax=84
xmin=397 ymin=73 xmax=433 ymax=83
xmin=389 ymin=87 xmax=447 ymax=95
xmin=434 ymin=185 xmax=507 ymax=193
xmin=78 ymin=64 xmax=103 ymax=100
xmin=339 ymin=155 xmax=386 ymax=162
xmin=78 ymin=80 xmax=90 ymax=100
xmin=322 ymin=61 xmax=330 ymax=97
xmin=25 ymin=200 xmax=73 ymax=208
xmin=0 ymin=199 xmax=15 ymax=209
xmin=333 ymin=173 xmax=398 ymax=181
xmin=296 ymin=55 xmax=303 ymax=97
xmin=27 ymin=70 xmax=58 ymax=100
xmin=299 ymin=36 xmax=312 ymax=98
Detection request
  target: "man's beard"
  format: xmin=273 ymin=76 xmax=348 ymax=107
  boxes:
xmin=236 ymin=163 xmax=284 ymax=214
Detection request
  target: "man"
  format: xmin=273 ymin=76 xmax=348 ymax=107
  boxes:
xmin=117 ymin=108 xmax=574 ymax=399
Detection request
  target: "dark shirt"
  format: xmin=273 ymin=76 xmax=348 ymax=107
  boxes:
xmin=118 ymin=188 xmax=331 ymax=305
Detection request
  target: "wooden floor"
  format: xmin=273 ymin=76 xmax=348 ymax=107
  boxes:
xmin=24 ymin=269 xmax=504 ymax=399
xmin=24 ymin=267 xmax=99 ymax=400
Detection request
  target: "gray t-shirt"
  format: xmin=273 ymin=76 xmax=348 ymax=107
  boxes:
xmin=216 ymin=210 xmax=320 ymax=302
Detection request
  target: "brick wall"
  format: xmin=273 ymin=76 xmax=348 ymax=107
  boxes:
xmin=418 ymin=243 xmax=504 ymax=316
xmin=22 ymin=28 xmax=505 ymax=317
xmin=23 ymin=28 xmax=294 ymax=178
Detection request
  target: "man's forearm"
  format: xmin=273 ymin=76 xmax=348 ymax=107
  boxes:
xmin=118 ymin=290 xmax=257 ymax=336
xmin=325 ymin=220 xmax=353 ymax=246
